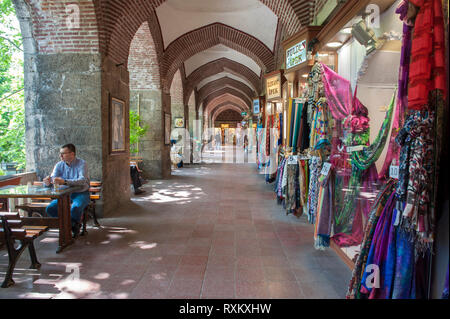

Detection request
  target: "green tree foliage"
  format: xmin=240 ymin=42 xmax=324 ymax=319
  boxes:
xmin=0 ymin=0 xmax=25 ymax=169
xmin=129 ymin=110 xmax=149 ymax=155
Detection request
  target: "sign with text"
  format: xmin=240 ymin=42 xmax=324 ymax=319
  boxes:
xmin=286 ymin=39 xmax=307 ymax=69
xmin=266 ymin=74 xmax=281 ymax=100
xmin=253 ymin=99 xmax=260 ymax=114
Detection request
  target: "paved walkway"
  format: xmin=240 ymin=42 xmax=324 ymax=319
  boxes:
xmin=0 ymin=163 xmax=350 ymax=299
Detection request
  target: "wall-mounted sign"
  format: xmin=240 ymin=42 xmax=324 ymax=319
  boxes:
xmin=266 ymin=74 xmax=281 ymax=100
xmin=253 ymin=99 xmax=260 ymax=114
xmin=286 ymin=39 xmax=307 ymax=69
xmin=241 ymin=112 xmax=247 ymax=116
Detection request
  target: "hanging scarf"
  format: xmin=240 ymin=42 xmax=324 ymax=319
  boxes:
xmin=285 ymin=157 xmax=300 ymax=215
xmin=307 ymin=156 xmax=322 ymax=224
xmin=408 ymin=0 xmax=446 ymax=110
xmin=401 ymin=110 xmax=435 ymax=253
xmin=379 ymin=2 xmax=412 ymax=179
xmin=351 ymin=91 xmax=396 ymax=170
xmin=347 ymin=179 xmax=397 ymax=299
xmin=314 ymin=168 xmax=334 ymax=250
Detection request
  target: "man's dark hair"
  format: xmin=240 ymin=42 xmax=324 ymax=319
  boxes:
xmin=61 ymin=143 xmax=76 ymax=154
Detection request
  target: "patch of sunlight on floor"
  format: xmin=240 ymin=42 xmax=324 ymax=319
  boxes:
xmin=130 ymin=241 xmax=158 ymax=250
xmin=94 ymin=272 xmax=110 ymax=280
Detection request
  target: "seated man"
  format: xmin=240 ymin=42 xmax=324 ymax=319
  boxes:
xmin=43 ymin=143 xmax=90 ymax=237
xmin=130 ymin=161 xmax=145 ymax=195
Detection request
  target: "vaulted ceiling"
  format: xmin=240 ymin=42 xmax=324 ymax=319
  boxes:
xmin=96 ymin=0 xmax=326 ymax=118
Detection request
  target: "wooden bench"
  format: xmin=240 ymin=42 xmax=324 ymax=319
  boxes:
xmin=80 ymin=181 xmax=102 ymax=236
xmin=16 ymin=181 xmax=101 ymax=237
xmin=0 ymin=212 xmax=48 ymax=288
xmin=16 ymin=182 xmax=51 ymax=217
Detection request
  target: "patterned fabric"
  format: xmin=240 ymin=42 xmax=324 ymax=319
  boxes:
xmin=285 ymin=157 xmax=300 ymax=215
xmin=347 ymin=179 xmax=396 ymax=299
xmin=307 ymin=156 xmax=322 ymax=224
xmin=401 ymin=110 xmax=435 ymax=253
xmin=314 ymin=168 xmax=334 ymax=249
xmin=408 ymin=0 xmax=446 ymax=110
xmin=298 ymin=159 xmax=308 ymax=208
xmin=310 ymin=97 xmax=331 ymax=150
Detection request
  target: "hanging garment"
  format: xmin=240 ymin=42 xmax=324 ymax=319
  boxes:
xmin=347 ymin=179 xmax=397 ymax=299
xmin=298 ymin=159 xmax=308 ymax=209
xmin=297 ymin=101 xmax=311 ymax=152
xmin=314 ymin=168 xmax=335 ymax=250
xmin=285 ymin=157 xmax=300 ymax=215
xmin=307 ymin=156 xmax=322 ymax=224
xmin=378 ymin=3 xmax=412 ymax=179
xmin=310 ymin=98 xmax=331 ymax=150
xmin=401 ymin=110 xmax=435 ymax=253
xmin=360 ymin=191 xmax=397 ymax=298
xmin=408 ymin=0 xmax=446 ymax=110
xmin=292 ymin=100 xmax=304 ymax=152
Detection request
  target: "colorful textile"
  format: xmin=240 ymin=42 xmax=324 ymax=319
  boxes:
xmin=347 ymin=179 xmax=397 ymax=299
xmin=298 ymin=159 xmax=308 ymax=208
xmin=307 ymin=156 xmax=322 ymax=224
xmin=321 ymin=63 xmax=353 ymax=120
xmin=360 ymin=191 xmax=397 ymax=298
xmin=379 ymin=3 xmax=412 ymax=179
xmin=285 ymin=157 xmax=300 ymax=215
xmin=314 ymin=168 xmax=334 ymax=249
xmin=351 ymin=91 xmax=396 ymax=171
xmin=401 ymin=110 xmax=435 ymax=252
xmin=408 ymin=0 xmax=446 ymax=110
xmin=310 ymin=97 xmax=331 ymax=149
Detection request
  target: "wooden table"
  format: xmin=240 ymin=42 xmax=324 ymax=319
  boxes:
xmin=0 ymin=184 xmax=84 ymax=253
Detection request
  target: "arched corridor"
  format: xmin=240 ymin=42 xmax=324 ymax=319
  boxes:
xmin=0 ymin=163 xmax=348 ymax=299
xmin=0 ymin=0 xmax=448 ymax=302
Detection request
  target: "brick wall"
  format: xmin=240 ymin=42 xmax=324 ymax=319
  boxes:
xmin=170 ymin=69 xmax=184 ymax=119
xmin=128 ymin=22 xmax=161 ymax=91
xmin=184 ymin=58 xmax=262 ymax=105
xmin=27 ymin=0 xmax=99 ymax=54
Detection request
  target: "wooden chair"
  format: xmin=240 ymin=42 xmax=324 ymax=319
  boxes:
xmin=0 ymin=212 xmax=48 ymax=288
xmin=15 ymin=182 xmax=51 ymax=218
xmin=80 ymin=181 xmax=102 ymax=236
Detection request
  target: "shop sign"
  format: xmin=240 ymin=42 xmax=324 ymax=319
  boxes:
xmin=286 ymin=39 xmax=307 ymax=69
xmin=266 ymin=75 xmax=281 ymax=100
xmin=241 ymin=112 xmax=247 ymax=116
xmin=253 ymin=99 xmax=260 ymax=114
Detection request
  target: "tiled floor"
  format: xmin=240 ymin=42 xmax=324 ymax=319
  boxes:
xmin=0 ymin=163 xmax=351 ymax=299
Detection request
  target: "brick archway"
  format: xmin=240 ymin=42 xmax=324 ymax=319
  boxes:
xmin=98 ymin=0 xmax=302 ymax=64
xmin=197 ymin=77 xmax=255 ymax=108
xmin=162 ymin=23 xmax=274 ymax=92
xmin=203 ymin=93 xmax=249 ymax=118
xmin=184 ymin=58 xmax=261 ymax=105
xmin=211 ymin=102 xmax=247 ymax=124
xmin=201 ymin=87 xmax=252 ymax=114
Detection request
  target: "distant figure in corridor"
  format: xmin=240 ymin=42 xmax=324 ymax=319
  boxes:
xmin=43 ymin=143 xmax=90 ymax=238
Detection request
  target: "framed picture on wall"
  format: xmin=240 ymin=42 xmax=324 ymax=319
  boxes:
xmin=174 ymin=117 xmax=185 ymax=128
xmin=110 ymin=97 xmax=126 ymax=154
xmin=164 ymin=112 xmax=171 ymax=145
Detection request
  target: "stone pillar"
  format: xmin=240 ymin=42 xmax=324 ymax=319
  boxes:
xmin=161 ymin=91 xmax=172 ymax=178
xmin=130 ymin=90 xmax=164 ymax=179
xmin=25 ymin=53 xmax=103 ymax=181
xmin=101 ymin=56 xmax=130 ymax=214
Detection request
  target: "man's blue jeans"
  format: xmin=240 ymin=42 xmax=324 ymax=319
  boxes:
xmin=46 ymin=191 xmax=90 ymax=224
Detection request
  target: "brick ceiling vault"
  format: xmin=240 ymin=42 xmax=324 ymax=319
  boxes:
xmin=161 ymin=23 xmax=274 ymax=92
xmin=204 ymin=94 xmax=250 ymax=116
xmin=184 ymin=58 xmax=262 ymax=105
xmin=202 ymin=88 xmax=252 ymax=113
xmin=197 ymin=77 xmax=255 ymax=106
xmin=213 ymin=108 xmax=244 ymax=123
xmin=95 ymin=0 xmax=304 ymax=60
xmin=211 ymin=103 xmax=247 ymax=123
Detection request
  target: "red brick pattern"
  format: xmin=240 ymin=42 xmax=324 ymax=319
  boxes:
xmin=184 ymin=58 xmax=262 ymax=106
xmin=204 ymin=94 xmax=250 ymax=116
xmin=170 ymin=69 xmax=183 ymax=108
xmin=214 ymin=109 xmax=243 ymax=122
xmin=161 ymin=23 xmax=275 ymax=93
xmin=197 ymin=77 xmax=256 ymax=107
xmin=27 ymin=0 xmax=100 ymax=53
xmin=203 ymin=87 xmax=252 ymax=113
xmin=128 ymin=22 xmax=160 ymax=90
xmin=210 ymin=102 xmax=247 ymax=123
